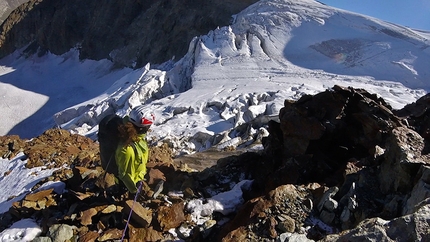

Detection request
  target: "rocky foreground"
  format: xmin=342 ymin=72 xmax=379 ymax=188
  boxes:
xmin=0 ymin=85 xmax=429 ymax=241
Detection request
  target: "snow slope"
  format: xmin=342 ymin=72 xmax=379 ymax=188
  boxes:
xmin=1 ymin=0 xmax=429 ymax=155
xmin=0 ymin=51 xmax=133 ymax=138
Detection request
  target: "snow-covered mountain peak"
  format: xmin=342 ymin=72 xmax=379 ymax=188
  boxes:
xmin=230 ymin=0 xmax=429 ymax=85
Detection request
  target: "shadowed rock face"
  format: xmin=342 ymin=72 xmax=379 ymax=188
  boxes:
xmin=0 ymin=0 xmax=259 ymax=68
xmin=394 ymin=93 xmax=430 ymax=143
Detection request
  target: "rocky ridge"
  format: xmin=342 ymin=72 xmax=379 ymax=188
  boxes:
xmin=0 ymin=0 xmax=29 ymax=23
xmin=0 ymin=0 xmax=259 ymax=69
xmin=0 ymin=85 xmax=429 ymax=241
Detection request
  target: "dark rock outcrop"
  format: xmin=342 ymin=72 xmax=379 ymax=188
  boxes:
xmin=0 ymin=0 xmax=259 ymax=68
xmin=394 ymin=93 xmax=430 ymax=142
xmin=256 ymin=85 xmax=430 ymax=240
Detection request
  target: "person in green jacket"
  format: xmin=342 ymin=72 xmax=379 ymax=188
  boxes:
xmin=115 ymin=105 xmax=155 ymax=193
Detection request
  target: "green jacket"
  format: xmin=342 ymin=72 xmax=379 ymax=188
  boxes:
xmin=115 ymin=133 xmax=149 ymax=193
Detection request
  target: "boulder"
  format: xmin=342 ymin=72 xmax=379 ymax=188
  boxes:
xmin=379 ymin=127 xmax=428 ymax=194
xmin=157 ymin=202 xmax=186 ymax=231
xmin=324 ymin=204 xmax=430 ymax=242
xmin=47 ymin=224 xmax=76 ymax=242
xmin=123 ymin=200 xmax=153 ymax=228
xmin=404 ymin=165 xmax=430 ymax=214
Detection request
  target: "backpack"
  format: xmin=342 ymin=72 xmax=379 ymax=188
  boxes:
xmin=98 ymin=114 xmax=123 ymax=176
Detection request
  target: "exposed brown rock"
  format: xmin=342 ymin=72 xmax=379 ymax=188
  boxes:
xmin=21 ymin=200 xmax=37 ymax=209
xmin=147 ymin=168 xmax=166 ymax=185
xmin=101 ymin=204 xmax=117 ymax=214
xmin=79 ymin=230 xmax=99 ymax=242
xmin=24 ymin=188 xmax=53 ymax=202
xmin=148 ymin=142 xmax=175 ymax=165
xmin=0 ymin=135 xmax=26 ymax=159
xmin=80 ymin=208 xmax=97 ymax=226
xmin=5 ymin=128 xmax=100 ymax=169
xmin=157 ymin=202 xmax=186 ymax=231
xmin=70 ymin=190 xmax=95 ymax=201
xmin=222 ymin=226 xmax=248 ymax=242
xmin=11 ymin=188 xmax=57 ymax=214
xmin=124 ymin=200 xmax=153 ymax=228
xmin=95 ymin=172 xmax=117 ymax=191
xmin=128 ymin=225 xmax=164 ymax=242
xmin=98 ymin=228 xmax=122 ymax=241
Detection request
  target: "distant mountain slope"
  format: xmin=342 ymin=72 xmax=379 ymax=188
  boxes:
xmin=0 ymin=0 xmax=259 ymax=69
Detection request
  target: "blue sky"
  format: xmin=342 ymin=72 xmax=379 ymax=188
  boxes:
xmin=319 ymin=0 xmax=430 ymax=31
